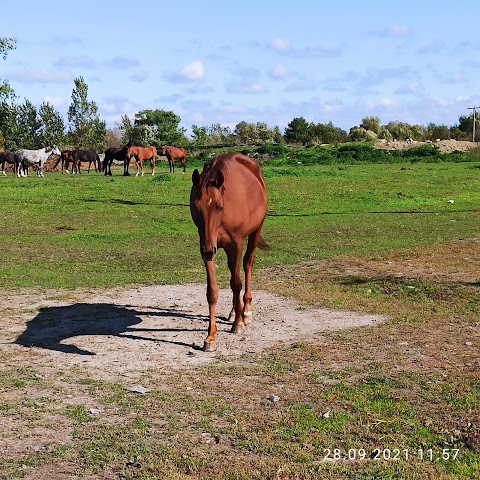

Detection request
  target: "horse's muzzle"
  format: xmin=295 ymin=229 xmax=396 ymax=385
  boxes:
xmin=201 ymin=246 xmax=217 ymax=262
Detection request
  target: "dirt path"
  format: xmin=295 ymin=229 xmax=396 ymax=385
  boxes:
xmin=1 ymin=285 xmax=385 ymax=381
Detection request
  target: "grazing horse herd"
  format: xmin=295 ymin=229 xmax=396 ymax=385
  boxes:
xmin=2 ymin=144 xmax=269 ymax=352
xmin=0 ymin=144 xmax=188 ymax=177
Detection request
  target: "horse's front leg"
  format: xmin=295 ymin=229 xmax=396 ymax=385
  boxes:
xmin=124 ymin=158 xmax=130 ymax=176
xmin=203 ymin=259 xmax=219 ymax=352
xmin=226 ymin=242 xmax=245 ymax=333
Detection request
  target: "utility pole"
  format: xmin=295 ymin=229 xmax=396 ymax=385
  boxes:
xmin=468 ymin=106 xmax=480 ymax=143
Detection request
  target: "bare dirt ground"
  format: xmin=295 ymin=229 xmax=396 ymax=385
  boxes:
xmin=374 ymin=138 xmax=476 ymax=154
xmin=1 ymin=285 xmax=385 ymax=382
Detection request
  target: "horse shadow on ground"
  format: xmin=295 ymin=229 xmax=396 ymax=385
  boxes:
xmin=14 ymin=303 xmax=224 ymax=355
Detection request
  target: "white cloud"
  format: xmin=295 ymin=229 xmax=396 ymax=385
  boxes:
xmin=54 ymin=56 xmax=95 ymax=68
xmin=9 ymin=67 xmax=73 ymax=83
xmin=42 ymin=96 xmax=66 ymax=108
xmin=180 ymin=61 xmax=205 ymax=81
xmin=129 ymin=71 xmax=148 ymax=82
xmin=372 ymin=24 xmax=412 ymax=38
xmin=165 ymin=61 xmax=205 ymax=83
xmin=105 ymin=56 xmax=140 ymax=69
xmin=268 ymin=63 xmax=294 ymax=80
xmin=226 ymin=82 xmax=267 ymax=94
xmin=271 ymin=38 xmax=291 ymax=51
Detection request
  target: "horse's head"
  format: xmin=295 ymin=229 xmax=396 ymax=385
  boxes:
xmin=190 ymin=168 xmax=225 ymax=262
xmin=52 ymin=145 xmax=61 ymax=156
xmin=126 ymin=145 xmax=134 ymax=158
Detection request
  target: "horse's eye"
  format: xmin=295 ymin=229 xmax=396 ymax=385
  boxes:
xmin=217 ymin=205 xmax=223 ymax=213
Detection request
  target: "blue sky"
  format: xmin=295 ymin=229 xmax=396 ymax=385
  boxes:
xmin=2 ymin=1 xmax=480 ymax=137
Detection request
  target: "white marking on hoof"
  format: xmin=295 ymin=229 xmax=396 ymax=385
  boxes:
xmin=243 ymin=311 xmax=253 ymax=325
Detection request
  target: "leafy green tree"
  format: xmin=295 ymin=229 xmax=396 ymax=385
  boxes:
xmin=67 ymin=76 xmax=106 ymax=150
xmin=0 ymin=37 xmax=17 ymax=148
xmin=384 ymin=121 xmax=416 ymax=141
xmin=284 ymin=117 xmax=309 ymax=144
xmin=208 ymin=123 xmax=233 ymax=145
xmin=425 ymin=123 xmax=450 ymax=141
xmin=16 ymin=99 xmax=41 ymax=149
xmin=234 ymin=121 xmax=259 ymax=144
xmin=191 ymin=125 xmax=208 ymax=146
xmin=38 ymin=102 xmax=65 ymax=146
xmin=272 ymin=126 xmax=285 ymax=144
xmin=348 ymin=126 xmax=377 ymax=142
xmin=0 ymin=102 xmax=17 ymax=150
xmin=457 ymin=114 xmax=479 ymax=141
xmin=130 ymin=124 xmax=155 ymax=146
xmin=133 ymin=109 xmax=186 ymax=146
xmin=0 ymin=37 xmax=16 ymax=101
xmin=306 ymin=121 xmax=347 ymax=145
xmin=118 ymin=114 xmax=133 ymax=145
xmin=360 ymin=116 xmax=381 ymax=134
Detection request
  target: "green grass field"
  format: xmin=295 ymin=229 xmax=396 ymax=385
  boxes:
xmin=0 ymin=159 xmax=479 ymax=479
xmin=1 ymin=161 xmax=479 ymax=288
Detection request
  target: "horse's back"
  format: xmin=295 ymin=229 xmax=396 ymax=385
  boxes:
xmin=163 ymin=146 xmax=185 ymax=158
xmin=204 ymin=153 xmax=267 ymax=230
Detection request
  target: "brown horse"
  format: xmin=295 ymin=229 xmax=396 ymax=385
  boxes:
xmin=161 ymin=145 xmax=187 ymax=173
xmin=190 ymin=153 xmax=269 ymax=352
xmin=0 ymin=152 xmax=15 ymax=175
xmin=126 ymin=145 xmax=157 ymax=176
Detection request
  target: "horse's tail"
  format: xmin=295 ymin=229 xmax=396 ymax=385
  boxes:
xmin=257 ymin=236 xmax=270 ymax=251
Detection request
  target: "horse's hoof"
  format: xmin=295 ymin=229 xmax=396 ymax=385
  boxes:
xmin=243 ymin=311 xmax=253 ymax=325
xmin=230 ymin=323 xmax=245 ymax=334
xmin=203 ymin=341 xmax=217 ymax=352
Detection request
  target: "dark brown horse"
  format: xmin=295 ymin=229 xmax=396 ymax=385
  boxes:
xmin=190 ymin=153 xmax=269 ymax=352
xmin=126 ymin=145 xmax=157 ymax=176
xmin=71 ymin=150 xmax=101 ymax=173
xmin=161 ymin=145 xmax=187 ymax=173
xmin=103 ymin=145 xmax=130 ymax=176
xmin=54 ymin=150 xmax=77 ymax=174
xmin=0 ymin=151 xmax=15 ymax=175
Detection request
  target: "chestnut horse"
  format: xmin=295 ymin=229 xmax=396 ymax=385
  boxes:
xmin=126 ymin=145 xmax=157 ymax=176
xmin=190 ymin=153 xmax=269 ymax=352
xmin=161 ymin=145 xmax=187 ymax=173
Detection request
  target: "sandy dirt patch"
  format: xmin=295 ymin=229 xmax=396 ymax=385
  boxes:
xmin=1 ymin=285 xmax=385 ymax=380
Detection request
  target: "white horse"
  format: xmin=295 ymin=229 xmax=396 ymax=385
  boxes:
xmin=14 ymin=146 xmax=61 ymax=177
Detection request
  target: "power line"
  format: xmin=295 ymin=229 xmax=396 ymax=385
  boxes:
xmin=468 ymin=106 xmax=480 ymax=143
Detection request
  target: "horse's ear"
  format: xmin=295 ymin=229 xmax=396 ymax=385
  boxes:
xmin=192 ymin=169 xmax=201 ymax=187
xmin=214 ymin=170 xmax=224 ymax=189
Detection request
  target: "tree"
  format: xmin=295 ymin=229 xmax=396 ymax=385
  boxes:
xmin=305 ymin=121 xmax=347 ymax=145
xmin=425 ymin=123 xmax=450 ymax=141
xmin=208 ymin=123 xmax=233 ymax=145
xmin=0 ymin=102 xmax=17 ymax=150
xmin=15 ymin=99 xmax=42 ymax=149
xmin=234 ymin=121 xmax=259 ymax=144
xmin=0 ymin=37 xmax=16 ymax=101
xmin=457 ymin=114 xmax=479 ymax=141
xmin=284 ymin=117 xmax=309 ymax=144
xmin=38 ymin=102 xmax=65 ymax=146
xmin=191 ymin=125 xmax=208 ymax=146
xmin=348 ymin=126 xmax=377 ymax=142
xmin=0 ymin=37 xmax=17 ymax=148
xmin=133 ymin=109 xmax=187 ymax=146
xmin=360 ymin=116 xmax=381 ymax=135
xmin=67 ymin=76 xmax=106 ymax=150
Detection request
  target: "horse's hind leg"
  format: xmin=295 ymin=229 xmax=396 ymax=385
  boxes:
xmin=242 ymin=227 xmax=262 ymax=325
